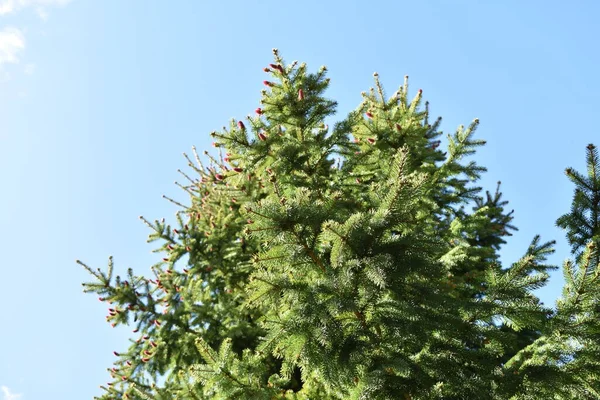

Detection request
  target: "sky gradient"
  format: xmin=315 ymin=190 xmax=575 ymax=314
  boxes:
xmin=1 ymin=1 xmax=599 ymax=398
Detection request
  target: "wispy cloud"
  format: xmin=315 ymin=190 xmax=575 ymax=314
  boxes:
xmin=1 ymin=386 xmax=23 ymax=400
xmin=0 ymin=27 xmax=25 ymax=67
xmin=0 ymin=0 xmax=71 ymax=16
xmin=24 ymin=62 xmax=34 ymax=74
xmin=0 ymin=0 xmax=71 ymax=84
xmin=35 ymin=6 xmax=48 ymax=20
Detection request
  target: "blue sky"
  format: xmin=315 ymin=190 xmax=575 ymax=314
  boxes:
xmin=1 ymin=1 xmax=599 ymax=398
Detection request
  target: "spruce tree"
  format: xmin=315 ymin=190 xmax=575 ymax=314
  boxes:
xmin=80 ymin=49 xmax=600 ymax=399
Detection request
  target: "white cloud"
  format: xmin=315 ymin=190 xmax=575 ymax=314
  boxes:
xmin=0 ymin=0 xmax=71 ymax=16
xmin=1 ymin=386 xmax=23 ymax=400
xmin=0 ymin=27 xmax=25 ymax=67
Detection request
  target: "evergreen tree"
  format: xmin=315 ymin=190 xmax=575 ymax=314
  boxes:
xmin=80 ymin=50 xmax=600 ymax=399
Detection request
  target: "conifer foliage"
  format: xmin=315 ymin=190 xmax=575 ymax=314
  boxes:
xmin=80 ymin=49 xmax=600 ymax=399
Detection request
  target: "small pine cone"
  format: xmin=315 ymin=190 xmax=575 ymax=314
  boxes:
xmin=365 ymin=112 xmax=373 ymax=119
xmin=258 ymin=132 xmax=267 ymax=141
xmin=255 ymin=108 xmax=263 ymax=115
xmin=298 ymin=89 xmax=304 ymax=100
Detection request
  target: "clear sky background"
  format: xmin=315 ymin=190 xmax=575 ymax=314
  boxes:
xmin=1 ymin=1 xmax=599 ymax=398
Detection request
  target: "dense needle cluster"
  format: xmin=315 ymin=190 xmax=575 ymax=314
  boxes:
xmin=81 ymin=50 xmax=600 ymax=399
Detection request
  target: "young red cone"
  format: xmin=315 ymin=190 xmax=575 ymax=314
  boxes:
xmin=269 ymin=63 xmax=284 ymax=73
